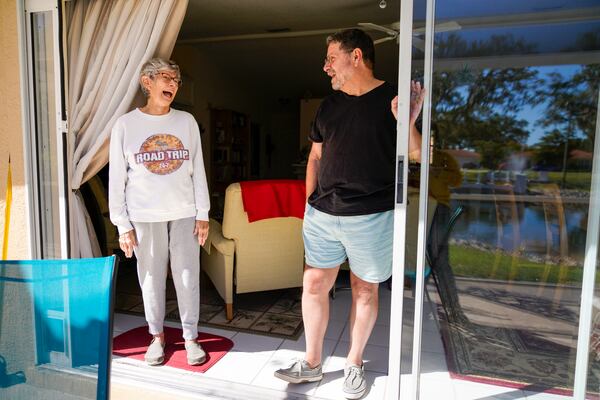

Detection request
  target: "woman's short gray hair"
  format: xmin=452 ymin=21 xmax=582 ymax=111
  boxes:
xmin=139 ymin=58 xmax=181 ymax=96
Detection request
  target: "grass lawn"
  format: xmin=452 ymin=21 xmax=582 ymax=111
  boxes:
xmin=540 ymin=171 xmax=591 ymax=191
xmin=449 ymin=244 xmax=590 ymax=285
xmin=461 ymin=169 xmax=488 ymax=183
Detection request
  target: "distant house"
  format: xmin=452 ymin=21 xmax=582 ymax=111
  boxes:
xmin=443 ymin=149 xmax=481 ymax=168
xmin=570 ymin=149 xmax=593 ymax=170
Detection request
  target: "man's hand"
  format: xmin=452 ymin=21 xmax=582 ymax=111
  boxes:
xmin=409 ymin=80 xmax=426 ymax=126
xmin=391 ymin=80 xmax=426 ymax=124
xmin=194 ymin=220 xmax=209 ymax=246
xmin=119 ymin=229 xmax=137 ymax=258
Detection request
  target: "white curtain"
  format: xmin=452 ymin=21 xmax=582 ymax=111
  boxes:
xmin=66 ymin=0 xmax=188 ymax=258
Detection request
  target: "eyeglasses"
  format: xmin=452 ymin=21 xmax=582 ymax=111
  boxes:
xmin=323 ymin=50 xmax=352 ymax=67
xmin=155 ymin=72 xmax=182 ymax=87
xmin=324 ymin=56 xmax=335 ymax=66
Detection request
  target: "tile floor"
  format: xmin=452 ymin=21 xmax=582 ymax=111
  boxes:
xmin=111 ymin=288 xmax=572 ymax=400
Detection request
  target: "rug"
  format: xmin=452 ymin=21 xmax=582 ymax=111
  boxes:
xmin=436 ymin=283 xmax=600 ymax=398
xmin=113 ymin=326 xmax=233 ymax=372
xmin=114 ymin=265 xmax=304 ymax=339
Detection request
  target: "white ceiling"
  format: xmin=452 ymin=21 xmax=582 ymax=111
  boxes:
xmin=175 ymin=1 xmax=600 ymax=100
xmin=179 ymin=0 xmax=402 ymax=40
xmin=179 ymin=0 xmax=600 ymax=41
xmin=176 ymin=0 xmax=402 ymax=100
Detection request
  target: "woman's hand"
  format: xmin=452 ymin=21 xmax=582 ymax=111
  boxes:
xmin=194 ymin=220 xmax=209 ymax=246
xmin=119 ymin=229 xmax=137 ymax=258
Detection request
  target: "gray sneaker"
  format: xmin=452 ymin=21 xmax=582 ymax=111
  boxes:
xmin=144 ymin=338 xmax=165 ymax=366
xmin=185 ymin=340 xmax=207 ymax=365
xmin=274 ymin=359 xmax=323 ymax=383
xmin=343 ymin=364 xmax=366 ymax=399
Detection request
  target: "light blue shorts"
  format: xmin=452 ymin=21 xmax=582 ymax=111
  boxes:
xmin=303 ymin=204 xmax=394 ymax=283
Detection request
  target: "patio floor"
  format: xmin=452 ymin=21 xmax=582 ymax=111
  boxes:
xmin=111 ymin=287 xmax=572 ymax=400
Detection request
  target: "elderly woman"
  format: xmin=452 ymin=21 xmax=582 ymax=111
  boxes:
xmin=109 ymin=58 xmax=210 ymax=366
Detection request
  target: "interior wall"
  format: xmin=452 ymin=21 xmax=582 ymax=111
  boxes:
xmin=172 ymin=44 xmax=263 ymax=179
xmin=299 ymin=98 xmax=322 ymax=150
xmin=260 ymin=98 xmax=300 ymax=179
xmin=172 ymin=43 xmax=302 ymax=181
xmin=0 ymin=0 xmax=30 ymax=259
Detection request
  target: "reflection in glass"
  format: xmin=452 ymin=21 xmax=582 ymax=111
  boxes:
xmin=419 ymin=3 xmax=599 ymax=396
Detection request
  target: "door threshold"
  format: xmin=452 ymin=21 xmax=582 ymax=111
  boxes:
xmin=111 ymin=360 xmax=329 ymax=400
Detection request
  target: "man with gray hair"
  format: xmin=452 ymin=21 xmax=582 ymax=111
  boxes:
xmin=274 ymin=29 xmax=424 ymax=399
xmin=109 ymin=57 xmax=210 ymax=366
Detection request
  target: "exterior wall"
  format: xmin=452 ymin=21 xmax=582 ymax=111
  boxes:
xmin=0 ymin=0 xmax=29 ymax=259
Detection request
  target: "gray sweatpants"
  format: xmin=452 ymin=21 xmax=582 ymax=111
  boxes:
xmin=132 ymin=217 xmax=200 ymax=340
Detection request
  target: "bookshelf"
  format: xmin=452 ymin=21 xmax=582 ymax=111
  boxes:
xmin=210 ymin=109 xmax=251 ymax=218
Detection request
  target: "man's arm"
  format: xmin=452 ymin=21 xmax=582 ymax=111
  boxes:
xmin=305 ymin=142 xmax=322 ymax=202
xmin=408 ymin=123 xmax=422 ymax=162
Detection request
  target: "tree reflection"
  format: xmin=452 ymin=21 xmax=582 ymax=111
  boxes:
xmin=536 ymin=28 xmax=599 ymax=188
xmin=431 ymin=31 xmax=599 ymax=177
xmin=431 ymin=34 xmax=544 ymax=168
xmin=541 ymin=67 xmax=600 ymax=145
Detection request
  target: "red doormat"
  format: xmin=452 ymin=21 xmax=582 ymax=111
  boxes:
xmin=113 ymin=326 xmax=234 ymax=372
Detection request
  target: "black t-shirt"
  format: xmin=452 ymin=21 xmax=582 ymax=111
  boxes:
xmin=308 ymin=81 xmax=397 ymax=215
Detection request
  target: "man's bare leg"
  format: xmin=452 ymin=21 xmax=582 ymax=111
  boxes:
xmin=303 ymin=265 xmax=340 ymax=368
xmin=347 ymin=271 xmax=379 ymax=366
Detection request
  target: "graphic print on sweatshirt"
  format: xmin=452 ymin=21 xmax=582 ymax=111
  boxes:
xmin=135 ymin=134 xmax=190 ymax=175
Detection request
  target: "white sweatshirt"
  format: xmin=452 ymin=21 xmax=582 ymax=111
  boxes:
xmin=109 ymin=108 xmax=210 ymax=235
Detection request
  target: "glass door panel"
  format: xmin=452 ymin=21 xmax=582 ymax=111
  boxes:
xmin=26 ymin=0 xmax=68 ymax=259
xmin=411 ymin=1 xmax=600 ymax=397
xmin=31 ymin=10 xmax=62 ymax=259
xmin=585 ymin=90 xmax=600 ymax=397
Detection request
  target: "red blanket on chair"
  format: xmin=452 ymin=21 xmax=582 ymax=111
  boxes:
xmin=240 ymin=179 xmax=306 ymax=222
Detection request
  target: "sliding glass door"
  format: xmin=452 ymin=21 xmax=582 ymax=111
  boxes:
xmin=389 ymin=0 xmax=600 ymax=398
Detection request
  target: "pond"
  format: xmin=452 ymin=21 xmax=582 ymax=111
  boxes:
xmin=449 ymin=183 xmax=590 ymax=265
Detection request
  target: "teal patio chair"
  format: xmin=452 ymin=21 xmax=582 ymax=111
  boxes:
xmin=0 ymin=256 xmax=118 ymax=400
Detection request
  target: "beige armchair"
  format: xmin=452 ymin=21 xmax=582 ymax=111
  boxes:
xmin=201 ymin=183 xmax=305 ymax=320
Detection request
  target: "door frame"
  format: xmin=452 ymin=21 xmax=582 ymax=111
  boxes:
xmin=21 ymin=0 xmax=69 ymax=259
xmin=386 ymin=0 xmax=418 ymax=397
